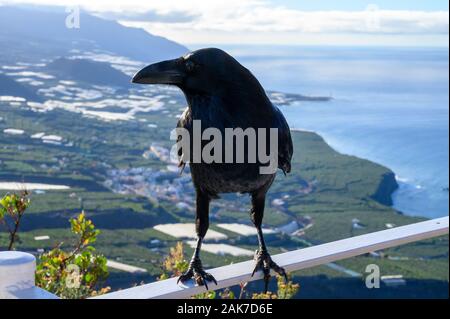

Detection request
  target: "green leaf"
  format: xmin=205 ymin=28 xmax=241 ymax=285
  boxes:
xmin=0 ymin=195 xmax=11 ymax=209
xmin=84 ymin=273 xmax=93 ymax=283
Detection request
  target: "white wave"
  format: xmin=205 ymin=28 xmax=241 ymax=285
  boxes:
xmin=395 ymin=175 xmax=409 ymax=183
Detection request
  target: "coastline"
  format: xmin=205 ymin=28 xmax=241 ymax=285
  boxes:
xmin=292 ymin=128 xmax=401 ymax=214
xmin=234 ymin=45 xmax=448 ymax=221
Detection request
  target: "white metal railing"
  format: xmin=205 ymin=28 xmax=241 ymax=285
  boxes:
xmin=94 ymin=216 xmax=449 ymax=299
xmin=0 ymin=216 xmax=448 ymax=299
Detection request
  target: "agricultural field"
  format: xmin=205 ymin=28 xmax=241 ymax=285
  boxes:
xmin=0 ymin=48 xmax=447 ymax=298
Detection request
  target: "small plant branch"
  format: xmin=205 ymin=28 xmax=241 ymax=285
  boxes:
xmin=7 ymin=216 xmax=21 ymax=250
xmin=0 ymin=191 xmax=29 ymax=250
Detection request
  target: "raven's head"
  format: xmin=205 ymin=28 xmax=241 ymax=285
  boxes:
xmin=132 ymin=48 xmax=258 ymax=97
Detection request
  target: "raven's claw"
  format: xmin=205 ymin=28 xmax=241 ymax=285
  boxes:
xmin=177 ymin=258 xmax=217 ymax=290
xmin=251 ymin=249 xmax=288 ymax=293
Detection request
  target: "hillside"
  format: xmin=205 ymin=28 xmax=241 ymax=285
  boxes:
xmin=0 ymin=6 xmax=188 ymax=63
xmin=0 ymin=88 xmax=447 ymax=295
xmin=0 ymin=74 xmax=43 ymax=102
xmin=47 ymin=58 xmax=132 ymax=88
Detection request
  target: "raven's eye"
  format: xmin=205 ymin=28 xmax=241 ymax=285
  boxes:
xmin=185 ymin=60 xmax=196 ymax=72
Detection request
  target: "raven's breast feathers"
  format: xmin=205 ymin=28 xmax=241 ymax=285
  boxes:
xmin=175 ymin=104 xmax=293 ymax=176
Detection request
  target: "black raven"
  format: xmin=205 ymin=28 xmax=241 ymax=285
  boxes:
xmin=132 ymin=48 xmax=293 ymax=292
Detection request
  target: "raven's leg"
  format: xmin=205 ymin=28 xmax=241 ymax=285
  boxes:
xmin=177 ymin=190 xmax=217 ymax=289
xmin=250 ymin=190 xmax=287 ymax=293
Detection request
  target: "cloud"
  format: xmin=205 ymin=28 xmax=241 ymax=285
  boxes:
xmin=1 ymin=0 xmax=448 ymax=45
xmin=95 ymin=10 xmax=200 ymax=24
xmin=2 ymin=0 xmax=448 ymax=34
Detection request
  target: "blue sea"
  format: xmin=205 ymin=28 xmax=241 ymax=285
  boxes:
xmin=215 ymin=45 xmax=449 ymax=218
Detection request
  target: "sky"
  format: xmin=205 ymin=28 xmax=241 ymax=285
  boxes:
xmin=0 ymin=0 xmax=448 ymax=46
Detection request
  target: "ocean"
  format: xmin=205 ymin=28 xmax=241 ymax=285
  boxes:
xmin=216 ymin=45 xmax=449 ymax=218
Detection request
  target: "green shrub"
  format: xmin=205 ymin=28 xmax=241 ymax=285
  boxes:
xmin=35 ymin=212 xmax=110 ymax=299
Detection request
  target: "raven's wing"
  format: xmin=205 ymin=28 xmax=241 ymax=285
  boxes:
xmin=273 ymin=106 xmax=293 ymax=174
xmin=175 ymin=107 xmax=192 ymax=172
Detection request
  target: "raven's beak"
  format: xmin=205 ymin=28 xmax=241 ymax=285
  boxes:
xmin=132 ymin=59 xmax=184 ymax=85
